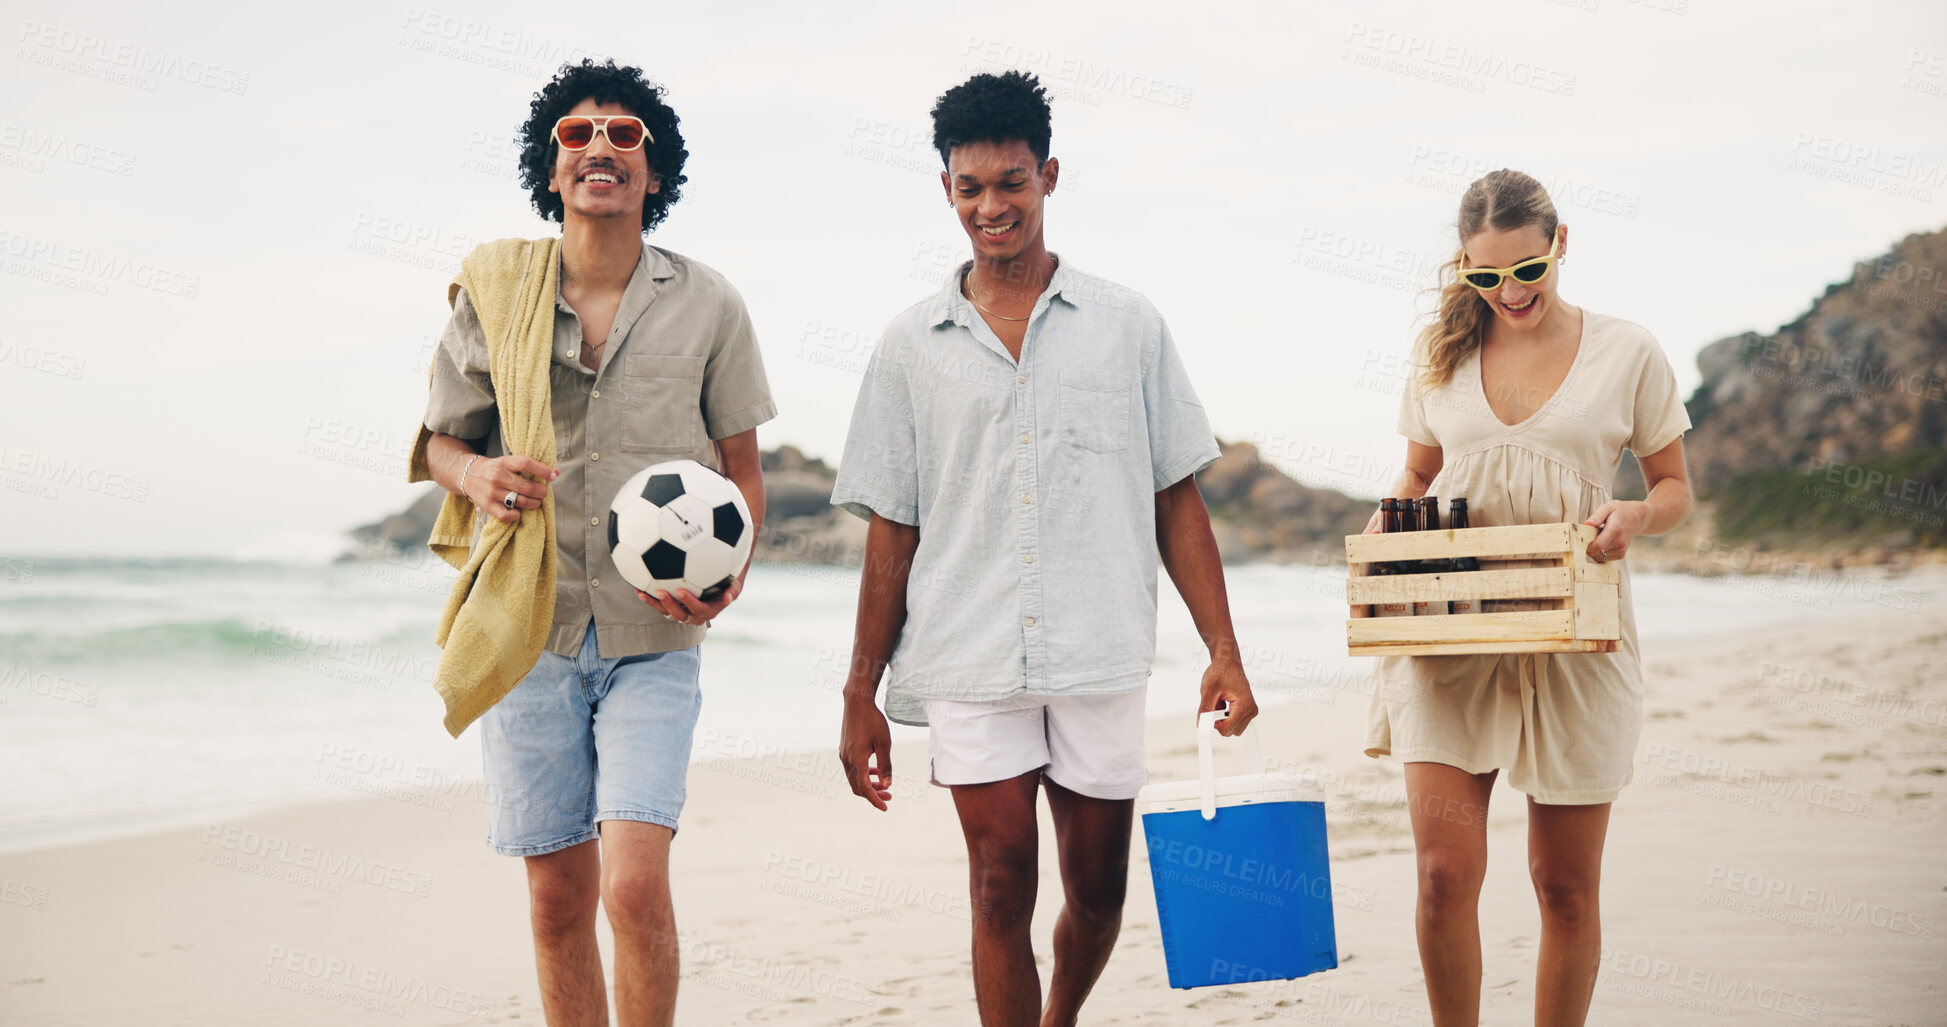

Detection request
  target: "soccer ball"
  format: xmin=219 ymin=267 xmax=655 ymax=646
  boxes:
xmin=607 ymin=459 xmax=754 ymax=603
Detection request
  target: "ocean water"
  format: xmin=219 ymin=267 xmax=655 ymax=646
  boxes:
xmin=1 ymin=551 xmax=1938 ymax=854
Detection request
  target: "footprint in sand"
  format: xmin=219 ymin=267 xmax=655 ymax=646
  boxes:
xmin=747 ymin=996 xmax=815 ymax=1020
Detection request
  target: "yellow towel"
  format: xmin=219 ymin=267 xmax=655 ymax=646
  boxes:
xmin=406 ymin=237 xmax=560 ymax=737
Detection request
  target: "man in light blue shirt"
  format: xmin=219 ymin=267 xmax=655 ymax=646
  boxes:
xmin=832 ymin=70 xmax=1259 ymax=1026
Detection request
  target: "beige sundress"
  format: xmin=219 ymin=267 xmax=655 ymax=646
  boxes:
xmin=1363 ymin=309 xmax=1692 ymax=804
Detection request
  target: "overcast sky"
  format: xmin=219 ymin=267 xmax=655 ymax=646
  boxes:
xmin=4 ymin=0 xmax=1944 ymax=559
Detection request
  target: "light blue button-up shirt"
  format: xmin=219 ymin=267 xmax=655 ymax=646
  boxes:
xmin=830 ymin=257 xmax=1222 ymax=726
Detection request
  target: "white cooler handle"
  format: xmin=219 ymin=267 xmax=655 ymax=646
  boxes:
xmin=1196 ymin=708 xmax=1264 ymax=821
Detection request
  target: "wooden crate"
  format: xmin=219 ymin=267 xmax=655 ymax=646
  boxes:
xmin=1344 ymin=522 xmax=1620 ymax=657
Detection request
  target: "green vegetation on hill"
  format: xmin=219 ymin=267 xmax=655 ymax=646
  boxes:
xmin=1711 ymin=448 xmax=1947 ymax=547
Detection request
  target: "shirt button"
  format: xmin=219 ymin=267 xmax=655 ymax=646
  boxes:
xmin=1024 ymin=617 xmax=1036 ymax=627
xmin=591 ymin=389 xmax=601 ymax=398
xmin=1019 ymin=433 xmax=1030 ymax=444
xmin=590 ymin=516 xmax=601 ymax=526
xmin=590 ymin=452 xmax=600 ymax=461
xmin=567 ymin=349 xmax=576 ymax=358
xmin=1017 ymin=374 xmax=1027 ymax=384
xmin=1021 ymin=494 xmax=1032 ymax=504
xmin=1023 ymin=554 xmax=1034 ymax=564
xmin=590 ymin=578 xmax=600 ymax=588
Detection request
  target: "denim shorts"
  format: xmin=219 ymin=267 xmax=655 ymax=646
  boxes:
xmin=479 ymin=620 xmax=702 ymax=857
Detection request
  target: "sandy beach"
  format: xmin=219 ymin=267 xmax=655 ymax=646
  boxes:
xmin=4 ymin=597 xmax=1943 ymax=1026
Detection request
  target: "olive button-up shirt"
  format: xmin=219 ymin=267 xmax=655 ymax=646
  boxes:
xmin=415 ymin=242 xmax=776 ymax=658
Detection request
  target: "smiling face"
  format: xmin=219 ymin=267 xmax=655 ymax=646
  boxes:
xmin=547 ymin=98 xmax=659 ymax=224
xmin=942 ymin=139 xmax=1056 ymax=265
xmin=1462 ymin=224 xmax=1569 ymax=331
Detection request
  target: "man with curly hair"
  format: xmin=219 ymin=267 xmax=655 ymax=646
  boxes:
xmin=832 ymin=70 xmax=1258 ymax=1026
xmin=412 ymin=59 xmax=774 ymax=1025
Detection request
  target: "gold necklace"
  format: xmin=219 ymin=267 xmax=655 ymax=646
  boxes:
xmin=962 ymin=269 xmax=1033 ymax=322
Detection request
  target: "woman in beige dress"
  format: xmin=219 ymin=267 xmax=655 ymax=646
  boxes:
xmin=1363 ymin=169 xmax=1694 ymax=1027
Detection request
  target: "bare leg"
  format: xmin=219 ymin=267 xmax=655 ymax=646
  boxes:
xmin=1039 ymin=778 xmax=1133 ymax=1027
xmin=601 ymin=820 xmax=680 ymax=1027
xmin=1527 ymin=798 xmax=1610 ymax=1027
xmin=1403 ymin=762 xmax=1498 ymax=1027
xmin=524 ymin=839 xmax=609 ymax=1026
xmin=950 ymin=770 xmax=1044 ymax=1027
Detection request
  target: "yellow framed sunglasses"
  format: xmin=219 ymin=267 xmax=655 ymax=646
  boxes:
xmin=1459 ymin=233 xmax=1559 ymax=291
xmin=551 ymin=114 xmax=653 ymax=152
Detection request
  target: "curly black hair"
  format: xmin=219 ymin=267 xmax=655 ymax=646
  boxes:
xmin=518 ymin=59 xmax=689 ymax=233
xmin=930 ymin=70 xmax=1052 ymax=168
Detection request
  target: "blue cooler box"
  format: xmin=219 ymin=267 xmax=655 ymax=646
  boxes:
xmin=1136 ymin=711 xmax=1338 ymax=989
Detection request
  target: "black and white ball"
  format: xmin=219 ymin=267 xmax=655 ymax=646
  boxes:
xmin=607 ymin=459 xmax=753 ymax=603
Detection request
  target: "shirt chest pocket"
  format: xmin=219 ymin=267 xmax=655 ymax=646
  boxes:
xmin=616 ymin=353 xmax=705 ymax=453
xmin=1057 ymin=367 xmax=1131 ymax=453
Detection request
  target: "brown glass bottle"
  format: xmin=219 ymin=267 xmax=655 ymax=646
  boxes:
xmin=1419 ymin=497 xmax=1446 ymax=568
xmin=1413 ymin=496 xmax=1442 ymax=615
xmin=1448 ymin=498 xmax=1479 ymax=614
xmin=1399 ymin=500 xmax=1425 ymax=616
xmin=1374 ymin=499 xmax=1411 ymax=617
xmin=1383 ymin=499 xmax=1406 ymax=565
xmin=1363 ymin=500 xmax=1391 ymax=618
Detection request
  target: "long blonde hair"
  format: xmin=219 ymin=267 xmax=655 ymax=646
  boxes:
xmin=1417 ymin=169 xmax=1559 ymax=391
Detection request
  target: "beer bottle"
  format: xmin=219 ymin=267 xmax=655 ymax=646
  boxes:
xmin=1374 ymin=499 xmax=1411 ymax=617
xmin=1400 ymin=501 xmax=1423 ymax=573
xmin=1448 ymin=498 xmax=1480 ymax=614
xmin=1384 ymin=499 xmax=1406 ymax=569
xmin=1363 ymin=500 xmax=1391 ymax=618
xmin=1372 ymin=500 xmax=1395 ymax=579
xmin=1418 ymin=497 xmax=1447 ymax=570
xmin=1397 ymin=500 xmax=1423 ymax=616
xmin=1413 ymin=496 xmax=1442 ymax=615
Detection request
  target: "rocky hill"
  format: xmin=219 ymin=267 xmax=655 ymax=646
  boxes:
xmin=1675 ymin=227 xmax=1947 ymax=552
xmin=1196 ymin=440 xmax=1372 ymax=561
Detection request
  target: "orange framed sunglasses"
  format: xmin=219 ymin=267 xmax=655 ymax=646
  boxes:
xmin=551 ymin=115 xmax=653 ymax=152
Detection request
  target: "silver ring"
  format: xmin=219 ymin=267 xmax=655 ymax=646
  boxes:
xmin=1599 ymin=547 xmax=1610 ymax=557
xmin=504 ymin=490 xmax=519 ymax=510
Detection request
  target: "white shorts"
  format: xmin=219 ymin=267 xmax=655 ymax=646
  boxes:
xmin=922 ymin=690 xmax=1148 ymax=800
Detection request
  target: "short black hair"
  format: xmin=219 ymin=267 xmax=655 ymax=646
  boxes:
xmin=518 ymin=59 xmax=689 ymax=233
xmin=930 ymin=71 xmax=1052 ymax=169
